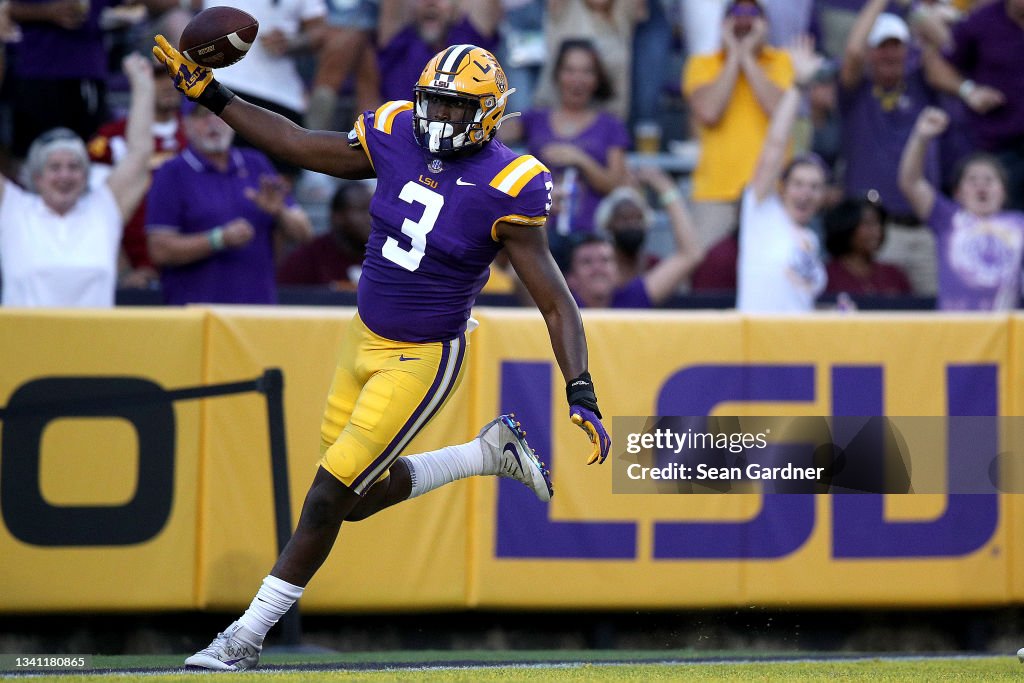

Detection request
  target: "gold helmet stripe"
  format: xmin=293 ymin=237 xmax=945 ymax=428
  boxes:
xmin=438 ymin=44 xmax=475 ymax=74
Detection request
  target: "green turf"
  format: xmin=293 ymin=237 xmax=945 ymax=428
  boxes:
xmin=1 ymin=652 xmax=1019 ymax=682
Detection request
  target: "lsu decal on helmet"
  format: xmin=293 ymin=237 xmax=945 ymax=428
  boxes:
xmin=414 ymin=44 xmax=518 ymax=156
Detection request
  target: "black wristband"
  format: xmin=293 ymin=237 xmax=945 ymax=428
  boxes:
xmin=196 ymin=80 xmax=235 ymax=116
xmin=566 ymin=371 xmax=602 ymax=419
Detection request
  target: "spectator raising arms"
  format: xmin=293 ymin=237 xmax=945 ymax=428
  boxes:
xmin=899 ymin=106 xmax=1024 ymax=311
xmin=593 ymin=164 xmax=705 ymax=296
xmin=0 ymin=54 xmax=154 ymax=307
xmin=88 ymin=61 xmax=189 ymax=290
xmin=683 ymin=0 xmax=794 ymax=250
xmin=924 ymin=0 xmax=1024 ymax=209
xmin=736 ymin=36 xmax=827 ymax=314
xmin=839 ymin=2 xmax=940 ymax=296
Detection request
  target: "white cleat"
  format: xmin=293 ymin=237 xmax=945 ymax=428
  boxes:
xmin=478 ymin=413 xmax=553 ymax=502
xmin=184 ymin=621 xmax=261 ymax=671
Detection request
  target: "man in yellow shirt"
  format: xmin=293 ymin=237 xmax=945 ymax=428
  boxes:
xmin=683 ymin=0 xmax=794 ymax=250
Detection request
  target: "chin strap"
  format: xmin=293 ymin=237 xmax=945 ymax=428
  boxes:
xmin=426 ymin=121 xmax=454 ymax=152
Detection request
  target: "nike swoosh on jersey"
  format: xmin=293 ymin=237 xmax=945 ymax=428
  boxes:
xmin=456 ymin=177 xmax=475 ymax=186
xmin=398 ymin=354 xmax=421 ymax=361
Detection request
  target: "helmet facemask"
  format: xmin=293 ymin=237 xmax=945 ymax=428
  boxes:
xmin=414 ymin=88 xmax=488 ymax=155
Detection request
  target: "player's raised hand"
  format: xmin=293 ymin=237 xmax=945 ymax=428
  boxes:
xmin=152 ymin=34 xmax=213 ymax=101
xmin=567 ymin=372 xmax=611 ymax=465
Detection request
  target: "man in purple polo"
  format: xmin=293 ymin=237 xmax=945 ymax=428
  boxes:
xmin=839 ymin=2 xmax=940 ymax=295
xmin=375 ymin=0 xmax=501 ymax=103
xmin=924 ymin=0 xmax=1024 ymax=209
xmin=144 ymin=100 xmax=312 ymax=305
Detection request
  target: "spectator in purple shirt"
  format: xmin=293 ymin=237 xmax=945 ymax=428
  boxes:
xmin=8 ymin=0 xmax=113 ymax=157
xmin=923 ymin=0 xmax=1024 ymax=209
xmin=900 ymin=106 xmax=1024 ymax=310
xmin=376 ymin=0 xmax=502 ymax=103
xmin=145 ymin=100 xmax=313 ymax=305
xmin=503 ymin=39 xmax=630 ymax=237
xmin=839 ymin=1 xmax=940 ymax=296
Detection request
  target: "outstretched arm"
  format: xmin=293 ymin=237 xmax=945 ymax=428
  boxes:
xmin=633 ymin=166 xmax=705 ymax=305
xmin=921 ymin=45 xmax=1005 ymax=115
xmin=899 ymin=107 xmax=946 ymax=221
xmin=750 ymin=35 xmax=822 ymax=202
xmin=500 ymin=220 xmax=611 ymax=465
xmin=839 ymin=0 xmax=887 ymax=90
xmin=107 ymin=53 xmax=155 ymax=222
xmin=153 ymin=35 xmax=375 ymax=180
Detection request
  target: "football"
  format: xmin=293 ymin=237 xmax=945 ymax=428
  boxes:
xmin=178 ymin=6 xmax=259 ymax=68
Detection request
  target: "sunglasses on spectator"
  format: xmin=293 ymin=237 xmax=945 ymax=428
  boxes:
xmin=728 ymin=3 xmax=763 ymax=18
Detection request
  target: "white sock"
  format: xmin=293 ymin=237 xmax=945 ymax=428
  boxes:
xmin=406 ymin=441 xmax=484 ymax=499
xmin=235 ymin=575 xmax=305 ymax=642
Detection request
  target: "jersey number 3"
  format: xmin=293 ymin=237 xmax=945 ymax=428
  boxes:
xmin=382 ymin=181 xmax=444 ymax=271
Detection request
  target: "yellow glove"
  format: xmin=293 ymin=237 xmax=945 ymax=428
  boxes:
xmin=153 ymin=34 xmax=213 ymax=101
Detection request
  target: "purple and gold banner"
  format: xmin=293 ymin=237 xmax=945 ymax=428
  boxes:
xmin=0 ymin=309 xmax=1020 ymax=611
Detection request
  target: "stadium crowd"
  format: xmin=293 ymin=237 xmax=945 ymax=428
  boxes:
xmin=0 ymin=0 xmax=1022 ymax=312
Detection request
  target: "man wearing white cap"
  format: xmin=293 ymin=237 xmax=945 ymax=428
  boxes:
xmin=838 ymin=0 xmax=940 ymax=296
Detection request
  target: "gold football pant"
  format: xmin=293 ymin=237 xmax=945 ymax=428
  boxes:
xmin=319 ymin=313 xmax=468 ymax=495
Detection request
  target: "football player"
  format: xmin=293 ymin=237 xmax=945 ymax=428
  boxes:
xmin=152 ymin=38 xmax=612 ymax=671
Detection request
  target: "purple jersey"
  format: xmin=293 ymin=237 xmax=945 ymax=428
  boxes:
xmin=928 ymin=194 xmax=1024 ymax=311
xmin=352 ymin=103 xmax=552 ymax=342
